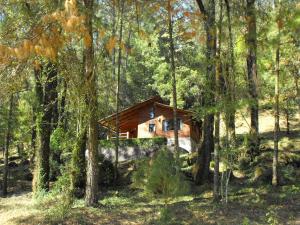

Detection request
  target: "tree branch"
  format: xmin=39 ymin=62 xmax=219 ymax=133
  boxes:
xmin=195 ymin=0 xmax=207 ymax=15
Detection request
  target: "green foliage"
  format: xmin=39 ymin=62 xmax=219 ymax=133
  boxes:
xmin=265 ymin=206 xmax=279 ymax=225
xmin=50 ymin=128 xmax=72 ymax=180
xmin=34 ymin=169 xmax=73 ymax=224
xmin=50 ymin=127 xmax=67 ymax=153
xmin=98 ymin=154 xmax=115 ymax=186
xmin=281 ymin=165 xmax=297 ymax=183
xmin=132 ymin=148 xmax=189 ymax=203
xmin=156 ymin=207 xmax=179 ymax=225
xmin=242 ymin=217 xmax=251 ymax=225
xmin=100 ymin=137 xmax=167 ymax=149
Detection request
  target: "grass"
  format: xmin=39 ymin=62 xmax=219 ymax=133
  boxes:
xmin=0 ymin=178 xmax=300 ymax=225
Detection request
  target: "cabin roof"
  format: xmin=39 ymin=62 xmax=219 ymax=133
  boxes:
xmin=99 ymin=96 xmax=192 ymax=129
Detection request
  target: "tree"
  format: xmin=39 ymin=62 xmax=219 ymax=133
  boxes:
xmin=83 ymin=0 xmax=99 ymax=207
xmin=33 ymin=62 xmax=58 ymax=192
xmin=167 ymin=0 xmax=179 ymax=156
xmin=245 ymin=0 xmax=259 ymax=160
xmin=194 ymin=0 xmax=216 ymax=185
xmin=213 ymin=0 xmax=224 ymax=202
xmin=114 ymin=0 xmax=125 ymax=184
xmin=272 ymin=0 xmax=281 ymax=187
xmin=2 ymin=95 xmax=14 ymax=196
xmin=224 ymin=0 xmax=236 ymax=145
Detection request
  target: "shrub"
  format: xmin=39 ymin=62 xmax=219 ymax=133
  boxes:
xmin=132 ymin=148 xmax=189 ymax=203
xmin=281 ymin=165 xmax=296 ymax=183
xmin=98 ymin=154 xmax=115 ymax=186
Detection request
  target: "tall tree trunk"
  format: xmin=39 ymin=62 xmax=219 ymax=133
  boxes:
xmin=214 ymin=0 xmax=223 ymax=202
xmin=114 ymin=0 xmax=125 ymax=184
xmin=167 ymin=0 xmax=179 ymax=157
xmin=34 ymin=63 xmax=58 ymax=192
xmin=194 ymin=0 xmax=216 ymax=184
xmin=246 ymin=0 xmax=259 ymax=160
xmin=224 ymin=0 xmax=236 ymax=145
xmin=32 ymin=62 xmax=57 ymax=192
xmin=272 ymin=0 xmax=281 ymax=186
xmin=83 ymin=0 xmax=99 ymax=207
xmin=2 ymin=94 xmax=14 ymax=197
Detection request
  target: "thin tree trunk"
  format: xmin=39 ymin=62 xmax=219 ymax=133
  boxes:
xmin=84 ymin=0 xmax=99 ymax=207
xmin=224 ymin=0 xmax=236 ymax=145
xmin=194 ymin=0 xmax=216 ymax=185
xmin=272 ymin=47 xmax=279 ymax=186
xmin=167 ymin=0 xmax=179 ymax=157
xmin=285 ymin=101 xmax=289 ymax=135
xmin=2 ymin=94 xmax=14 ymax=197
xmin=272 ymin=0 xmax=281 ymax=186
xmin=59 ymin=79 xmax=67 ymax=129
xmin=114 ymin=0 xmax=125 ymax=184
xmin=214 ymin=0 xmax=223 ymax=202
xmin=246 ymin=0 xmax=259 ymax=160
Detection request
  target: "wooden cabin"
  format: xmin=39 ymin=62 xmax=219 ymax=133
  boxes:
xmin=99 ymin=96 xmax=201 ymax=152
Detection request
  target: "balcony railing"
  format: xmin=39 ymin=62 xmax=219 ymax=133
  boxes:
xmin=107 ymin=131 xmax=130 ymax=140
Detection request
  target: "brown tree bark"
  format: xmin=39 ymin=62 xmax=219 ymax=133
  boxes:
xmin=167 ymin=0 xmax=179 ymax=157
xmin=83 ymin=0 xmax=99 ymax=207
xmin=33 ymin=63 xmax=58 ymax=192
xmin=194 ymin=0 xmax=216 ymax=185
xmin=2 ymin=94 xmax=14 ymax=197
xmin=246 ymin=0 xmax=259 ymax=160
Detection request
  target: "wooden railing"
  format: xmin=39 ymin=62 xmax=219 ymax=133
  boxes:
xmin=107 ymin=131 xmax=129 ymax=140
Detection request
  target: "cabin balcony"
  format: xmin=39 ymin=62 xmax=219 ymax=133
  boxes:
xmin=107 ymin=131 xmax=130 ymax=140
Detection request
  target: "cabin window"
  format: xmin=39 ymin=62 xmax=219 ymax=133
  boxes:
xmin=149 ymin=123 xmax=155 ymax=132
xmin=149 ymin=107 xmax=155 ymax=119
xmin=162 ymin=119 xmax=182 ymax=131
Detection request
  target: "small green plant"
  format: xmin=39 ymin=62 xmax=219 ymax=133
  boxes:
xmin=157 ymin=207 xmax=177 ymax=225
xmin=265 ymin=206 xmax=279 ymax=225
xmin=34 ymin=168 xmax=74 ymax=224
xmin=133 ymin=148 xmax=189 ymax=203
xmin=242 ymin=217 xmax=251 ymax=225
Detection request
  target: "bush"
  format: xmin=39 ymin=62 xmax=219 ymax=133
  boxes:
xmin=281 ymin=165 xmax=296 ymax=183
xmin=132 ymin=148 xmax=189 ymax=203
xmin=99 ymin=154 xmax=115 ymax=186
xmin=35 ymin=171 xmax=73 ymax=224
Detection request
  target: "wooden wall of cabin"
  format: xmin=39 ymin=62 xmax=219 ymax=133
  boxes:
xmin=137 ymin=104 xmax=191 ymax=139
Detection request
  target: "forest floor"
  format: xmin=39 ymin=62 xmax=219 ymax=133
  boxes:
xmin=0 ymin=177 xmax=300 ymax=225
xmin=0 ymin=110 xmax=300 ymax=225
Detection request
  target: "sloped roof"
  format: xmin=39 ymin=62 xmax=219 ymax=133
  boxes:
xmin=99 ymin=96 xmax=192 ymax=129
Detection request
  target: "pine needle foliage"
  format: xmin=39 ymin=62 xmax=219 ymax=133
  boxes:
xmin=132 ymin=147 xmax=189 ymax=203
